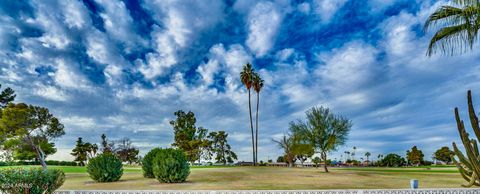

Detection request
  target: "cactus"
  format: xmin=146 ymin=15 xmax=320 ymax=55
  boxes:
xmin=452 ymin=90 xmax=480 ymax=187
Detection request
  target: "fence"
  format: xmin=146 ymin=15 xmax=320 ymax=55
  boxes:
xmin=54 ymin=188 xmax=480 ymax=194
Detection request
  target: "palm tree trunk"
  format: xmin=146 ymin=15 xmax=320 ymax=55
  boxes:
xmin=255 ymin=92 xmax=260 ymax=165
xmin=248 ymin=89 xmax=255 ymax=166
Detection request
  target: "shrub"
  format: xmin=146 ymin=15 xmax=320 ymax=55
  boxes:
xmin=0 ymin=168 xmax=65 ymax=194
xmin=86 ymin=153 xmax=123 ymax=182
xmin=142 ymin=148 xmax=162 ymax=178
xmin=152 ymin=148 xmax=190 ymax=183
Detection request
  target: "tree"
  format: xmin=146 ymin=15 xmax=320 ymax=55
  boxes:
xmin=273 ymin=134 xmax=296 ymax=167
xmin=312 ymin=156 xmax=321 ymax=168
xmin=100 ymin=134 xmax=112 ymax=154
xmin=0 ymin=84 xmax=15 ymax=147
xmin=276 ymin=156 xmax=285 ymax=163
xmin=240 ymin=63 xmax=256 ymax=166
xmin=434 ymin=146 xmax=454 ymax=164
xmin=290 ymin=132 xmax=314 ymax=167
xmin=381 ymin=153 xmax=406 ymax=167
xmin=71 ymin=137 xmax=88 ymax=166
xmin=170 ymin=110 xmax=210 ymax=164
xmin=290 ymin=106 xmax=352 ymax=172
xmin=424 ymin=1 xmax=480 ymax=56
xmin=406 ymin=146 xmax=424 ymax=166
xmin=365 ymin=152 xmax=371 ymax=166
xmin=252 ymin=72 xmax=264 ymax=167
xmin=5 ymin=137 xmax=56 ymax=161
xmin=85 ymin=143 xmax=98 ymax=159
xmin=0 ymin=103 xmax=65 ymax=170
xmin=208 ymin=131 xmax=237 ymax=165
xmin=0 ymin=84 xmax=15 ymax=109
xmin=114 ymin=138 xmax=139 ymax=164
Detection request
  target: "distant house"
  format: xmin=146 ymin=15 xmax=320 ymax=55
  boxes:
xmin=236 ymin=161 xmax=254 ymax=166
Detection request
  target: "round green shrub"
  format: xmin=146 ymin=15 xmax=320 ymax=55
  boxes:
xmin=86 ymin=153 xmax=123 ymax=182
xmin=142 ymin=147 xmax=162 ymax=178
xmin=152 ymin=148 xmax=190 ymax=183
xmin=0 ymin=168 xmax=65 ymax=194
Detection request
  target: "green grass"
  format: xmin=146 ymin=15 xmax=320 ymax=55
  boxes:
xmin=0 ymin=165 xmax=466 ymax=190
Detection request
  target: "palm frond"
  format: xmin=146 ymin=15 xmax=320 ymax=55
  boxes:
xmin=424 ymin=6 xmax=465 ymax=32
xmin=427 ymin=24 xmax=473 ymax=56
xmin=453 ymin=0 xmax=480 ymax=6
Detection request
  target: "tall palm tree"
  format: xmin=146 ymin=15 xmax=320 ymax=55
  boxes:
xmin=365 ymin=152 xmax=371 ymax=166
xmin=252 ymin=72 xmax=264 ymax=165
xmin=424 ymin=0 xmax=480 ymax=56
xmin=240 ymin=63 xmax=255 ymax=166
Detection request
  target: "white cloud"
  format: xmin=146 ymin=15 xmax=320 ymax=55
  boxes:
xmin=246 ymin=1 xmax=283 ymax=57
xmin=60 ymin=0 xmax=90 ymax=29
xmin=139 ymin=0 xmax=225 ymax=79
xmin=197 ymin=44 xmax=252 ymax=86
xmin=61 ymin=116 xmax=96 ymax=130
xmin=53 ymin=59 xmax=91 ymax=90
xmin=313 ymin=0 xmax=348 ymax=22
xmin=85 ymin=30 xmax=128 ymax=85
xmin=95 ymin=0 xmax=146 ymax=52
xmin=33 ymin=84 xmax=69 ymax=102
xmin=316 ymin=41 xmax=379 ymax=93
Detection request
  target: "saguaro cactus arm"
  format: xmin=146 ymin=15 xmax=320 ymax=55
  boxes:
xmin=452 ymin=90 xmax=480 ymax=187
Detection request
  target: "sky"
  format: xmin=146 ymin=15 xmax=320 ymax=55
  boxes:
xmin=1 ymin=0 xmax=479 ymax=162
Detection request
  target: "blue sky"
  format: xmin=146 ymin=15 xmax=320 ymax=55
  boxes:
xmin=1 ymin=0 xmax=479 ymax=162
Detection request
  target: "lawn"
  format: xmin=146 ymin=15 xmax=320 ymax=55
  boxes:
xmin=30 ymin=166 xmax=463 ymax=190
xmin=0 ymin=165 xmax=464 ymax=190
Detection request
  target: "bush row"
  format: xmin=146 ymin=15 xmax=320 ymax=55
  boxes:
xmin=0 ymin=160 xmax=77 ymax=166
xmin=0 ymin=168 xmax=65 ymax=194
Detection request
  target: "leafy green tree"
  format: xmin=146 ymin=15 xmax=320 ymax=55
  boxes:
xmin=406 ymin=146 xmax=424 ymax=166
xmin=312 ymin=156 xmax=321 ymax=168
xmin=170 ymin=110 xmax=210 ymax=164
xmin=434 ymin=146 xmax=454 ymax=164
xmin=0 ymin=103 xmax=65 ymax=170
xmin=240 ymin=63 xmax=256 ymax=165
xmin=71 ymin=137 xmax=88 ymax=166
xmin=291 ymin=132 xmax=314 ymax=167
xmin=424 ymin=1 xmax=480 ymax=56
xmin=114 ymin=138 xmax=139 ymax=164
xmin=208 ymin=131 xmax=237 ymax=165
xmin=6 ymin=137 xmax=56 ymax=161
xmin=381 ymin=153 xmax=406 ymax=167
xmin=252 ymin=72 xmax=264 ymax=166
xmin=290 ymin=106 xmax=352 ymax=172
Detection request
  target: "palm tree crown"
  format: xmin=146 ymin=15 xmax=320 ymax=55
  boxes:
xmin=424 ymin=0 xmax=480 ymax=56
xmin=240 ymin=63 xmax=254 ymax=89
xmin=252 ymin=73 xmax=264 ymax=93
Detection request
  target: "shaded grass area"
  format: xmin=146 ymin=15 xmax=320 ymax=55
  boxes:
xmin=51 ymin=166 xmax=465 ymax=190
